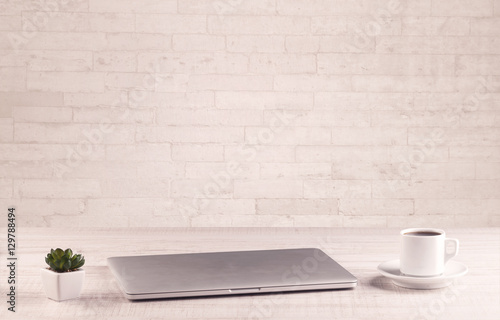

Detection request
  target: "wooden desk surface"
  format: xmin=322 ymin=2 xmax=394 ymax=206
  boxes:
xmin=1 ymin=227 xmax=499 ymax=319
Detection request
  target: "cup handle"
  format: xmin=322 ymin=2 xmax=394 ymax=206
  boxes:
xmin=444 ymin=238 xmax=459 ymax=263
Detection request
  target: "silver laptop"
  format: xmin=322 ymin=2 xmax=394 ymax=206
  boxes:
xmin=107 ymin=248 xmax=357 ymax=300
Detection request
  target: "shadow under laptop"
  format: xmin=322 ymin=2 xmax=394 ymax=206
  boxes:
xmin=130 ymin=287 xmax=357 ymax=303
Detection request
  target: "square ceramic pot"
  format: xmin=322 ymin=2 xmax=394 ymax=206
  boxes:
xmin=40 ymin=268 xmax=85 ymax=301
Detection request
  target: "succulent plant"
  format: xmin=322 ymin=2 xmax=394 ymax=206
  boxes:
xmin=45 ymin=248 xmax=85 ymax=273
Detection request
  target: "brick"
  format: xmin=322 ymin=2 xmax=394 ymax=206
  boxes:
xmin=208 ymin=16 xmax=310 ymax=35
xmin=0 ymin=119 xmax=13 ymax=142
xmin=455 ymin=180 xmax=500 ymax=198
xmin=431 ymin=0 xmax=493 ymax=16
xmin=14 ymin=179 xmax=100 ymax=198
xmin=156 ymin=109 xmax=262 ymax=126
xmin=136 ymin=126 xmax=244 ymax=143
xmin=389 ymin=146 xmax=449 ymax=163
xmin=13 ymin=106 xmax=72 ymax=122
xmin=136 ymin=14 xmax=206 ymax=33
xmin=131 ymin=92 xmax=214 ymax=108
xmin=296 ymin=146 xmax=390 ymax=163
xmin=73 ymin=107 xmax=154 ymax=124
xmin=227 ymin=35 xmax=285 ymax=53
xmin=0 ymin=106 xmax=11 ymax=117
xmin=456 ymin=55 xmax=500 ymax=75
xmin=64 ymin=92 xmax=126 ymax=107
xmin=27 ymin=71 xmax=104 ymax=92
xmin=402 ymin=17 xmax=470 ymax=36
xmin=138 ymin=52 xmax=248 ymax=74
xmin=415 ymin=199 xmax=500 ymax=215
xmin=0 ymin=199 xmax=85 ymax=216
xmin=27 ymin=51 xmax=92 ymax=71
xmin=249 ymin=53 xmax=316 ymax=74
xmin=260 ymin=163 xmax=331 ymax=179
xmin=94 ymin=51 xmax=136 ymax=72
xmin=199 ymin=199 xmax=256 ymax=216
xmin=61 ymin=161 xmax=137 ymax=179
xmin=104 ymin=72 xmax=154 ymax=91
xmin=285 ymin=36 xmax=320 ymax=53
xmin=352 ymin=75 xmax=457 ymax=92
xmin=234 ymin=180 xmax=302 ymax=198
xmin=409 ymin=127 xmax=500 ymax=146
xmin=476 ymin=162 xmax=500 ymax=179
xmin=377 ymin=36 xmax=500 ymax=54
xmin=0 ymin=144 xmax=76 ymax=161
xmin=106 ymin=144 xmax=171 ymax=161
xmin=320 ymin=35 xmax=376 ymax=53
xmin=171 ymin=179 xmax=232 ymax=198
xmin=0 ymin=179 xmax=12 ymax=198
xmin=185 ymin=162 xmax=259 ymax=180
xmin=137 ymin=161 xmax=185 ymax=178
xmin=264 ymin=110 xmax=370 ymax=127
xmin=346 ymin=16 xmax=401 ymax=36
xmin=311 ymin=17 xmax=347 ymax=35
xmin=318 ymin=53 xmax=455 ymax=75
xmin=10 ymin=33 xmax=107 ymax=51
xmin=371 ymin=110 xmax=453 ymax=127
xmin=216 ymin=91 xmax=313 ymax=110
xmin=412 ymin=163 xmax=475 ymax=180
xmin=102 ymin=179 xmax=170 ymax=198
xmin=0 ymin=67 xmax=25 ymax=91
xmin=274 ymin=75 xmax=351 ymax=92
xmin=172 ymin=35 xmax=225 ymax=52
xmin=372 ymin=180 xmax=455 ymax=199
xmin=332 ymin=161 xmax=402 ymax=180
xmin=15 ymin=123 xmax=135 ymax=144
xmin=277 ymin=0 xmax=368 ymax=15
xmin=339 ymin=199 xmax=414 ymax=216
xmin=471 ymin=18 xmax=500 ymax=35
xmin=331 ymin=127 xmax=407 ymax=145
xmin=172 ymin=144 xmax=224 ymax=161
xmin=105 ymin=33 xmax=171 ymax=51
xmin=89 ymin=13 xmax=135 ymax=32
xmin=89 ymin=0 xmax=177 ymax=13
xmin=87 ymin=198 xmax=173 ymax=217
xmin=22 ymin=12 xmax=88 ymax=32
xmin=245 ymin=126 xmax=331 ymax=145
xmin=314 ymin=92 xmax=414 ymax=111
xmin=152 ymin=74 xmax=190 ymax=93
xmin=188 ymin=75 xmax=273 ymax=91
xmin=224 ymin=145 xmax=295 ymax=162
xmin=343 ymin=216 xmax=388 ymax=227
xmin=0 ymin=15 xmax=21 ymax=31
xmin=179 ymin=0 xmax=276 ymax=14
xmin=257 ymin=199 xmax=338 ymax=215
xmin=304 ymin=180 xmax=371 ymax=199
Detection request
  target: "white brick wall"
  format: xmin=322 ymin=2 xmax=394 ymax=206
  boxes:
xmin=0 ymin=0 xmax=498 ymax=227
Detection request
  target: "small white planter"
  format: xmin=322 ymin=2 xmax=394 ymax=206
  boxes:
xmin=40 ymin=268 xmax=85 ymax=301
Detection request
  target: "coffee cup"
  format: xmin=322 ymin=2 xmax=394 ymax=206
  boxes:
xmin=400 ymin=228 xmax=459 ymax=277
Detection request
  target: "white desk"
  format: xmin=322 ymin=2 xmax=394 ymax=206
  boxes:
xmin=1 ymin=227 xmax=499 ymax=319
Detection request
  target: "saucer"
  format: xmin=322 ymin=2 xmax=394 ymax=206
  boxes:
xmin=377 ymin=260 xmax=468 ymax=289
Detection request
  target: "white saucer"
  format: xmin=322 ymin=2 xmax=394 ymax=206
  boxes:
xmin=377 ymin=260 xmax=468 ymax=289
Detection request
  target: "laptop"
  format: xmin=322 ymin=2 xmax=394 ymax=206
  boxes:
xmin=107 ymin=248 xmax=357 ymax=300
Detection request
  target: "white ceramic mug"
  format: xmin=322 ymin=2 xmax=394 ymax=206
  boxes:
xmin=400 ymin=228 xmax=459 ymax=277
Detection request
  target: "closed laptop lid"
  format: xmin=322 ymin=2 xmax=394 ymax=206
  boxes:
xmin=107 ymin=248 xmax=357 ymax=300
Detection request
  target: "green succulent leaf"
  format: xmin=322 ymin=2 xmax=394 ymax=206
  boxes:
xmin=45 ymin=247 xmax=85 ymax=273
